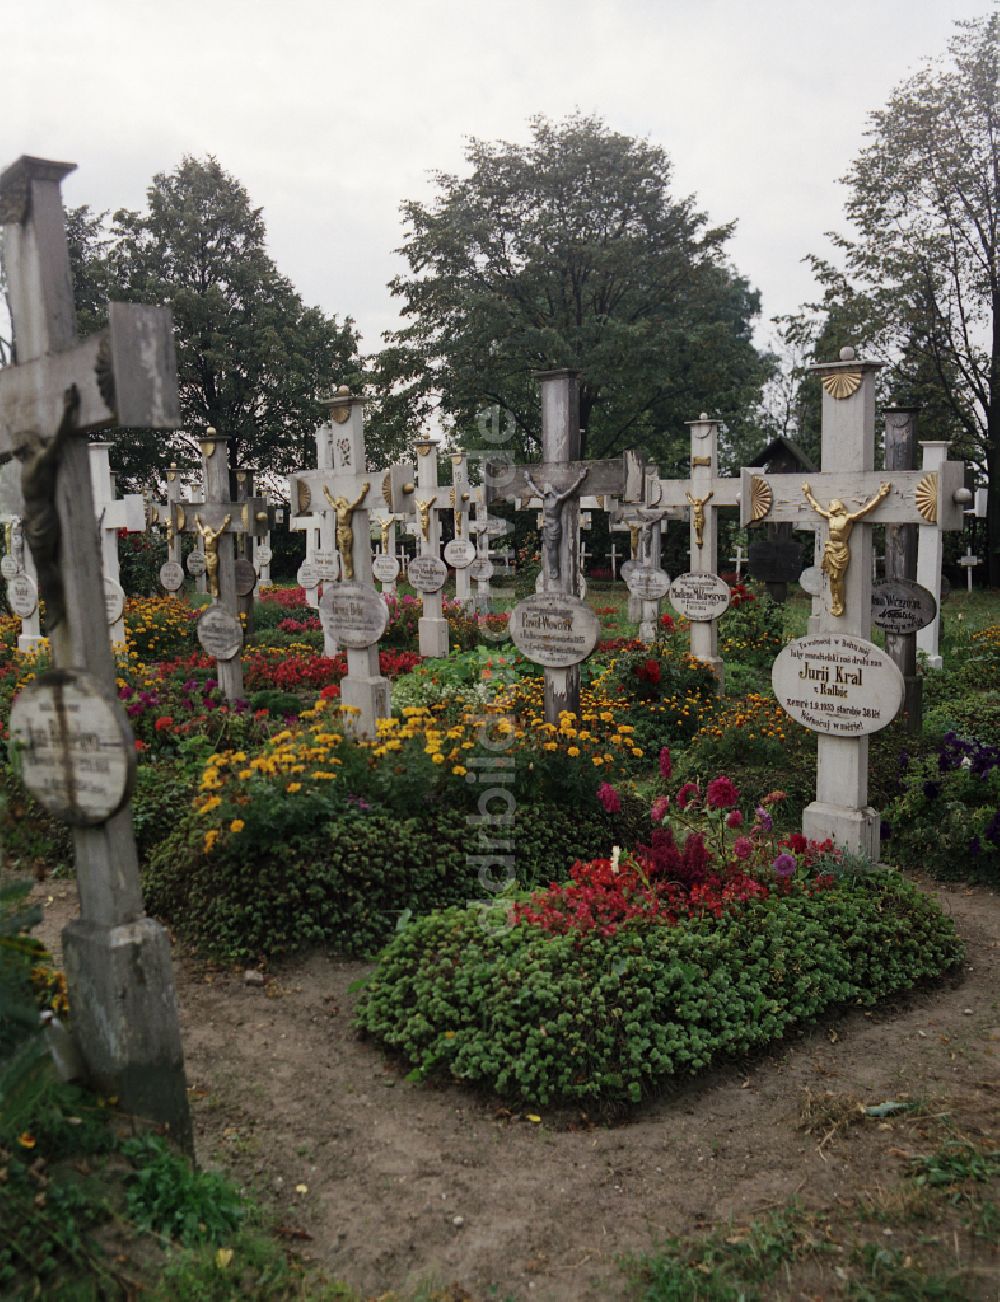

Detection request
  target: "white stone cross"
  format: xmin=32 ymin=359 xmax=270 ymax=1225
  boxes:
xmin=303 ymin=391 xmax=390 ymax=737
xmin=730 ymin=544 xmax=745 ymax=579
xmin=652 ymin=415 xmax=741 ymax=687
xmin=743 ymin=347 xmax=967 ymax=856
xmin=289 ymin=416 xmax=344 ymax=640
xmin=171 ymin=430 xmax=269 ymax=698
xmin=0 ymin=154 xmax=189 ymax=1144
xmin=89 ymin=442 xmax=145 ymax=644
xmin=958 ymin=545 xmax=982 ymax=592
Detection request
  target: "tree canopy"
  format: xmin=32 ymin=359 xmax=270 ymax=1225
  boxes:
xmin=802 ymin=14 xmax=1000 ymax=582
xmin=102 ymin=157 xmax=361 ymax=491
xmin=375 ymin=114 xmax=770 ymax=471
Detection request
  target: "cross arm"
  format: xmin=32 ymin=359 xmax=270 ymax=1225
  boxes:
xmin=0 ymin=303 xmax=180 ymax=458
xmin=101 ymin=495 xmax=146 ymax=532
xmin=740 ymin=465 xmax=967 ymax=531
xmin=488 ymin=451 xmax=645 ymax=506
xmin=173 ymin=498 xmax=270 ymax=537
xmin=654 ymin=477 xmax=741 ymax=509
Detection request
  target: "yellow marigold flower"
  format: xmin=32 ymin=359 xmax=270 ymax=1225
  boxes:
xmin=198 ymin=796 xmax=222 ymax=815
xmin=17 ymin=1131 xmax=36 ymax=1149
xmin=431 ymin=753 xmax=446 ymax=765
xmin=287 ymin=782 xmax=302 ymax=794
xmin=203 ymin=830 xmax=219 ymax=852
xmin=567 ymin=746 xmax=580 ymax=757
xmin=229 ymin=819 xmax=245 ymax=833
xmin=631 ymin=747 xmax=643 ymax=758
xmin=592 ymin=756 xmax=604 ymax=766
xmin=543 ymin=741 xmax=558 ymax=752
xmin=311 ymin=771 xmax=337 ymax=780
xmin=452 ymin=765 xmax=467 ymax=776
xmin=238 ymin=769 xmax=252 ymax=781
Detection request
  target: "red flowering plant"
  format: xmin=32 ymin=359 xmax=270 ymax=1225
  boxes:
xmin=513 ymin=760 xmax=842 ymax=938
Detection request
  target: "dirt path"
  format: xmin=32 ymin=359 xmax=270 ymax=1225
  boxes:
xmin=26 ymin=876 xmax=1000 ymax=1300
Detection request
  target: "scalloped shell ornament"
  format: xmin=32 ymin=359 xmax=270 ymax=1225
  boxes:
xmin=821 ymin=369 xmax=863 ymax=400
xmin=915 ymin=472 xmax=938 ymax=524
xmin=749 ymin=475 xmax=773 ymax=523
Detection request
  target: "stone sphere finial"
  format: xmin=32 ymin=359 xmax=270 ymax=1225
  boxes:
xmin=700 ymin=412 xmax=709 ymax=420
xmin=206 ymin=426 xmax=217 ymax=436
xmin=337 ymin=384 xmax=351 ymax=395
xmin=839 ymin=346 xmax=856 ymax=362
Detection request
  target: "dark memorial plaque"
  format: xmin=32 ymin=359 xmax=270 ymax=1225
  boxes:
xmin=9 ymin=669 xmax=136 ymax=826
xmin=871 ymin=579 xmax=937 ymax=635
xmin=510 ymin=594 xmax=600 ymax=668
xmin=233 ymin=557 xmax=257 ymax=596
xmin=748 ymin=539 xmax=803 ymax=584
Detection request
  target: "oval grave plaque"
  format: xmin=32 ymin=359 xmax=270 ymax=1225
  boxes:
xmin=772 ymin=633 xmax=903 ymax=737
xmin=233 ymin=558 xmax=257 ymax=597
xmin=9 ymin=669 xmax=136 ymax=826
xmin=312 ymin=551 xmax=341 ymax=583
xmin=620 ymin=560 xmax=636 ymax=582
xmin=408 ymin=554 xmax=448 ymax=593
xmin=444 ymin=538 xmax=476 ymax=569
xmin=104 ymin=579 xmax=126 ymax=627
xmin=372 ymin=554 xmax=400 ymax=584
xmin=187 ymin=550 xmax=206 ymax=577
xmin=159 ymin=560 xmax=184 ymax=592
xmin=7 ymin=573 xmax=38 ymax=619
xmin=319 ymin=582 xmax=388 ymax=649
xmin=196 ymin=605 xmax=244 ymax=660
xmin=509 ymin=594 xmax=600 ymax=668
xmin=626 ymin=567 xmax=670 ymax=600
xmin=871 ymin=579 xmax=937 ymax=635
xmin=469 ymin=557 xmax=494 ymax=582
xmin=256 ymin=545 xmax=272 ymax=566
xmin=297 ymin=561 xmax=320 ymax=590
xmin=798 ymin=566 xmax=823 ymax=597
xmin=1 ymin=554 xmax=18 ymax=580
xmin=668 ymin=572 xmax=731 ymax=621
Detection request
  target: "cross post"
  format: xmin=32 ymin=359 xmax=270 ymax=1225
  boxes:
xmin=883 ymin=406 xmax=923 ymax=729
xmin=289 ymin=421 xmax=338 ymax=634
xmin=89 ymin=442 xmax=145 ymax=645
xmin=0 ymin=155 xmax=190 ymax=1145
xmin=916 ymin=441 xmax=953 ymax=669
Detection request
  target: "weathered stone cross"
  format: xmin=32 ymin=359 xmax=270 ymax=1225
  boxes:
xmin=171 ymin=430 xmax=269 ymax=699
xmin=744 ymin=347 xmax=967 ymax=856
xmin=0 ymin=155 xmax=190 ymax=1144
xmin=491 ymin=369 xmax=645 ymax=721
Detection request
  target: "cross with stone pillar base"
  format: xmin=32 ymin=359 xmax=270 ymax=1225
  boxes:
xmin=450 ymin=451 xmax=475 ymax=607
xmin=1 ymin=502 xmax=45 ymax=649
xmin=489 ymin=369 xmax=644 ymax=721
xmin=0 ymin=154 xmax=190 ymax=1146
xmin=652 ymin=415 xmax=741 ymax=689
xmin=743 ymin=346 xmax=966 ymax=858
xmin=305 ymin=390 xmax=390 ymax=738
xmin=172 ymin=431 xmax=269 ymax=699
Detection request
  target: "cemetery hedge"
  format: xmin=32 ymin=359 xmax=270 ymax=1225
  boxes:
xmin=355 ymin=871 xmax=964 ymax=1108
xmin=144 ymin=800 xmax=644 ymax=962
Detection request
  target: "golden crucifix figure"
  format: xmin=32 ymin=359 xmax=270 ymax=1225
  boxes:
xmin=802 ymin=481 xmax=891 ymax=617
xmin=629 ymin=524 xmax=639 ymax=559
xmin=416 ymin=496 xmax=433 ymax=545
xmin=194 ymin=513 xmax=231 ymax=600
xmin=379 ymin=517 xmax=392 ymax=555
xmin=685 ymin=491 xmax=714 ymax=549
xmin=323 ymin=483 xmax=369 ymax=580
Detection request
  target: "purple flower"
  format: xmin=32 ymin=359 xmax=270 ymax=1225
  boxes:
xmin=733 ymin=836 xmax=753 ymax=861
xmin=651 ymin=796 xmax=670 ymax=824
xmin=755 ymin=806 xmax=773 ymax=833
xmin=597 ymin=782 xmax=622 ymax=815
xmin=706 ymin=776 xmax=740 ymax=810
xmin=725 ymin=809 xmax=743 ymax=830
xmin=772 ymin=852 xmax=796 ymax=879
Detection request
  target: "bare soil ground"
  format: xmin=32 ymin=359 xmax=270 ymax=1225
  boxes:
xmin=28 ymin=874 xmax=1000 ymax=1301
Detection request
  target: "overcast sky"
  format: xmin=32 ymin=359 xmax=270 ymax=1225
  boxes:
xmin=5 ymin=0 xmax=991 ymax=359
